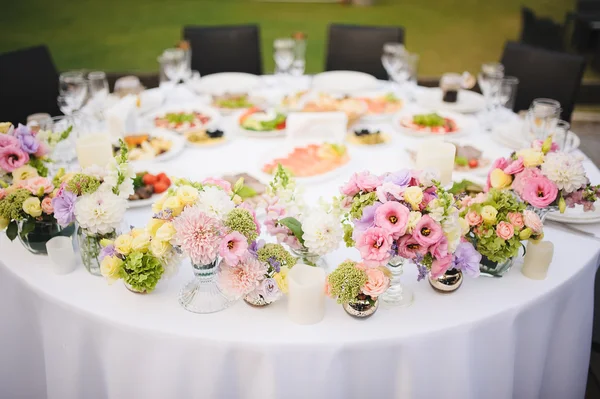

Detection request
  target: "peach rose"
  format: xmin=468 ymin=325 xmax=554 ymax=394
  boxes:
xmin=25 ymin=177 xmax=54 ymax=195
xmin=507 ymin=212 xmax=524 ymax=229
xmin=41 ymin=197 xmax=54 ymax=214
xmin=0 ymin=188 xmax=6 ymax=200
xmin=496 ymin=221 xmax=514 ymax=240
xmin=523 ymin=210 xmax=543 ymax=234
xmin=465 ymin=211 xmax=483 ymax=226
xmin=362 ymin=268 xmax=390 ymax=298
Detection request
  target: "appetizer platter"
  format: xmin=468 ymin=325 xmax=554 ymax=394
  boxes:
xmin=118 ymin=129 xmax=184 ymax=162
xmin=302 ymin=94 xmax=367 ymax=126
xmin=280 ymin=90 xmax=309 ymax=111
xmin=212 ymin=93 xmax=257 ymax=113
xmin=128 ymin=170 xmax=172 ymax=208
xmin=394 ymin=111 xmax=470 ymax=137
xmin=147 ymin=104 xmax=220 ymax=133
xmin=355 ymin=92 xmax=403 ymax=120
xmin=184 ymin=128 xmax=227 ymax=147
xmin=347 ymin=127 xmax=391 ymax=146
xmin=238 ymin=107 xmax=287 ymax=138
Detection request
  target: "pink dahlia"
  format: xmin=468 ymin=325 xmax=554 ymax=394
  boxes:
xmin=374 ymin=201 xmax=409 ymax=238
xmin=0 ymin=146 xmax=29 ymax=172
xmin=396 ymin=235 xmax=426 ymax=259
xmin=218 ymin=254 xmax=267 ymax=298
xmin=356 ymin=227 xmax=393 ymax=267
xmin=173 ymin=206 xmax=224 ymax=265
xmin=413 ymin=215 xmax=444 ymax=247
xmin=219 ymin=231 xmax=248 ymax=265
xmin=520 ymin=176 xmax=558 ymax=208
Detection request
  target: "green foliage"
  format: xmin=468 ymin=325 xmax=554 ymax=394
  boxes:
xmin=278 ymin=217 xmax=304 ymax=245
xmin=257 ymin=243 xmax=297 ymax=271
xmin=52 ymin=168 xmax=65 ymax=187
xmin=120 ymin=251 xmax=164 ymax=293
xmin=66 ymin=174 xmax=101 ymax=196
xmin=448 ymin=179 xmax=483 ymax=196
xmin=343 ymin=223 xmax=355 ymax=248
xmin=28 ymin=157 xmax=48 ymax=177
xmin=132 ymin=174 xmax=144 ymax=190
xmin=59 ymin=125 xmax=72 ymax=141
xmin=270 ymin=164 xmax=292 ymax=192
xmin=349 ymin=192 xmax=377 ymax=220
xmin=6 ymin=221 xmax=17 ymax=241
xmin=0 ymin=189 xmax=31 ymax=221
xmin=224 ymin=208 xmax=258 ymax=243
xmin=327 ymin=260 xmax=367 ymax=304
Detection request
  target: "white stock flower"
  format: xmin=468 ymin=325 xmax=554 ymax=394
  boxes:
xmin=301 ymin=209 xmax=342 ymax=256
xmin=541 ymin=152 xmax=588 ymax=193
xmin=419 ymin=168 xmax=440 ymax=187
xmin=196 ymin=186 xmax=234 ymax=219
xmin=74 ymin=191 xmax=126 ymax=235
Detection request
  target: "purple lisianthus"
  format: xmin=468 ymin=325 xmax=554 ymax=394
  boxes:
xmin=257 ymin=278 xmax=282 ymax=303
xmin=248 ymin=239 xmax=265 ymax=258
xmin=352 ymin=202 xmax=382 ymax=241
xmin=451 ymin=241 xmax=481 ymax=277
xmin=383 ymin=169 xmax=411 ymax=187
xmin=267 ymin=256 xmax=281 ymax=273
xmin=13 ymin=124 xmax=39 ymax=154
xmin=52 ymin=190 xmax=77 ymax=227
xmin=99 ymin=244 xmax=117 ymax=261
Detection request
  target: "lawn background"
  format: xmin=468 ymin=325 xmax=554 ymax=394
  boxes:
xmin=0 ymin=0 xmax=574 ymax=77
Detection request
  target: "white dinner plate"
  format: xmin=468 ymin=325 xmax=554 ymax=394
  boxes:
xmin=311 ymin=71 xmax=379 ymax=93
xmin=145 ymin=103 xmax=221 ymax=133
xmin=351 ymin=90 xmax=404 ymax=122
xmin=392 ymin=110 xmax=474 ymax=138
xmin=127 ymin=164 xmax=177 ymax=209
xmin=126 ymin=128 xmax=185 ymax=163
xmin=190 ymin=72 xmax=261 ymax=95
xmin=546 ymin=206 xmax=600 ymax=224
xmin=416 ymin=88 xmax=485 ymax=114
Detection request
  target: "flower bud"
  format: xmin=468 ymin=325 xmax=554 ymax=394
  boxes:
xmin=519 ymin=227 xmax=532 ymax=240
xmin=558 ymin=196 xmax=566 ymax=214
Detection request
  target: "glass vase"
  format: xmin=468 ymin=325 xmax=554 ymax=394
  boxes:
xmin=290 ymin=246 xmax=326 ymax=268
xmin=77 ymin=227 xmax=117 ymax=276
xmin=380 ymin=256 xmax=414 ymax=307
xmin=479 ymin=255 xmax=515 ymax=277
xmin=528 ymin=205 xmax=559 ymax=223
xmin=178 ymin=259 xmax=236 ymax=314
xmin=343 ymin=296 xmax=379 ymax=318
xmin=124 ymin=281 xmax=147 ymax=294
xmin=244 ymin=291 xmax=271 ymax=307
xmin=18 ymin=219 xmax=75 ymax=255
xmin=428 ymin=268 xmax=463 ymax=293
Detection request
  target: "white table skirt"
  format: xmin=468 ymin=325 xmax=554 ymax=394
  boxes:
xmin=2 ymin=80 xmax=600 ymax=399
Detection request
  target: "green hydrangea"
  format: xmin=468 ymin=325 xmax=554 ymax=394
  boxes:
xmin=224 ymin=208 xmax=258 ymax=242
xmin=343 ymin=223 xmax=355 ymax=248
xmin=257 ymin=243 xmax=296 ymax=272
xmin=472 ymin=227 xmax=522 ymax=263
xmin=66 ymin=174 xmax=101 ymax=196
xmin=0 ymin=189 xmax=31 ymax=221
xmin=120 ymin=251 xmax=164 ymax=293
xmin=349 ymin=191 xmax=377 ymax=220
xmin=327 ymin=260 xmax=367 ymax=304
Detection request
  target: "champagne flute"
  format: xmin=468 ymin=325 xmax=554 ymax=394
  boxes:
xmin=87 ymin=71 xmax=109 ymax=120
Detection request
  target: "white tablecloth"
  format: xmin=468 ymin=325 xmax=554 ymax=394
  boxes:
xmin=2 ymin=80 xmax=600 ymax=399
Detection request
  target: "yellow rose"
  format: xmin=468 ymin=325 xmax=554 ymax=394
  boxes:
xmin=114 ymin=234 xmax=133 ymax=256
xmin=0 ymin=217 xmax=9 ymax=230
xmin=12 ymin=165 xmax=38 ymax=182
xmin=155 ymin=222 xmax=176 ymax=243
xmin=147 ymin=218 xmax=166 ymax=236
xmin=0 ymin=122 xmax=13 ymax=134
xmin=100 ymin=256 xmax=123 ymax=284
xmin=150 ymin=239 xmax=171 ymax=258
xmin=151 ymin=194 xmax=167 ymax=214
xmin=130 ymin=228 xmax=145 ymax=238
xmin=163 ymin=196 xmax=183 ymax=216
xmin=489 ymin=168 xmax=512 ymax=189
xmin=403 ymin=186 xmax=424 ymax=211
xmin=22 ymin=197 xmax=42 ymax=217
xmin=406 ymin=211 xmax=422 ymax=233
xmin=481 ymin=205 xmax=498 ymax=224
xmin=273 ymin=266 xmax=290 ymax=294
xmin=131 ymin=231 xmax=151 ymax=252
xmin=458 ymin=217 xmax=469 ymax=236
xmin=517 ymin=148 xmax=544 ymax=167
xmin=176 ymin=185 xmax=198 ymax=206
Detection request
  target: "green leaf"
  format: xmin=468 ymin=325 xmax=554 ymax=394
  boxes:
xmin=237 ymin=185 xmax=257 ymax=199
xmin=233 ymin=177 xmax=245 ymax=194
xmin=279 ymin=217 xmax=305 ymax=245
xmin=59 ymin=125 xmax=73 ymax=141
xmin=21 ymin=219 xmax=36 ymax=235
xmin=6 ymin=221 xmax=17 ymax=241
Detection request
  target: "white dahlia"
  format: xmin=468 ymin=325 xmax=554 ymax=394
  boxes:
xmin=541 ymin=152 xmax=588 ymax=193
xmin=301 ymin=209 xmax=342 ymax=255
xmin=74 ymin=191 xmax=126 ymax=235
xmin=196 ymin=186 xmax=235 ymax=219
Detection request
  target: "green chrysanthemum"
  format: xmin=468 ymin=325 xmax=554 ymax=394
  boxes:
xmin=120 ymin=251 xmax=164 ymax=293
xmin=327 ymin=260 xmax=367 ymax=304
xmin=0 ymin=189 xmax=31 ymax=221
xmin=224 ymin=208 xmax=258 ymax=243
xmin=66 ymin=174 xmax=101 ymax=196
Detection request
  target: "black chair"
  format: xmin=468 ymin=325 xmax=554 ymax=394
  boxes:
xmin=500 ymin=42 xmax=585 ymax=122
xmin=183 ymin=25 xmax=262 ymax=76
xmin=520 ymin=7 xmax=566 ymax=51
xmin=0 ymin=45 xmax=61 ymax=124
xmin=325 ymin=24 xmax=404 ymax=80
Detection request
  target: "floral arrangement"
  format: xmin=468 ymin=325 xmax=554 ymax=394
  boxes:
xmin=487 ymin=137 xmax=600 ymax=212
xmin=338 ymin=169 xmax=481 ymax=280
xmin=459 ymin=189 xmax=543 ymax=264
xmin=0 ymin=123 xmax=71 ymax=182
xmin=264 ymin=165 xmax=343 ymax=264
xmin=325 ymin=259 xmax=390 ymax=304
xmin=0 ymin=172 xmax=63 ymax=240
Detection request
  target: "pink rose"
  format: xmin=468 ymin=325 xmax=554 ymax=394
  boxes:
xmin=41 ymin=197 xmax=54 ymax=214
xmin=34 ymin=142 xmax=49 ymax=158
xmin=0 ymin=146 xmax=29 ymax=172
xmin=324 ymin=279 xmax=333 ymax=297
xmin=374 ymin=201 xmax=409 ymax=238
xmin=428 ymin=236 xmax=449 ymax=259
xmin=465 ymin=211 xmax=483 ymax=226
xmin=361 ymin=268 xmax=390 ymax=297
xmin=356 ymin=227 xmax=393 ymax=267
xmin=354 ymin=171 xmax=382 ymax=193
xmin=512 ymin=168 xmax=543 ymax=197
xmin=25 ymin=177 xmax=54 ymax=195
xmin=472 ymin=192 xmax=487 ymax=204
xmin=486 ymin=157 xmax=510 ymax=191
xmin=340 ymin=176 xmax=360 ymax=196
xmin=0 ymin=134 xmax=19 ymax=149
xmin=202 ymin=178 xmax=232 ymax=195
xmin=396 ymin=235 xmax=426 ymax=259
xmin=413 ymin=215 xmax=444 ymax=247
xmin=520 ymin=176 xmax=558 ymax=208
xmin=507 ymin=212 xmax=524 ymax=229
xmin=496 ymin=221 xmax=514 ymax=240
xmin=430 ymin=254 xmax=453 ymax=279
xmin=0 ymin=188 xmax=6 ymax=200
xmin=523 ymin=210 xmax=543 ymax=233
xmin=504 ymin=158 xmax=524 ymax=175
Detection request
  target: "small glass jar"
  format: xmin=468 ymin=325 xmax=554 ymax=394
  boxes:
xmin=290 ymin=246 xmax=326 ymax=268
xmin=440 ymin=73 xmax=462 ymax=103
xmin=479 ymin=256 xmax=515 ymax=278
xmin=77 ymin=227 xmax=117 ymax=276
xmin=178 ymin=259 xmax=237 ymax=314
xmin=18 ymin=219 xmax=75 ymax=255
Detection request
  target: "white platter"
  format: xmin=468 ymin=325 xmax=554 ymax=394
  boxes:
xmin=416 ymin=88 xmax=485 ymax=114
xmin=546 ymin=206 xmax=600 ymax=225
xmin=190 ymin=72 xmax=261 ymax=95
xmin=145 ymin=103 xmax=221 ymax=133
xmin=311 ymin=71 xmax=379 ymax=93
xmin=125 ymin=128 xmax=185 ymax=163
xmin=392 ymin=110 xmax=475 ymax=138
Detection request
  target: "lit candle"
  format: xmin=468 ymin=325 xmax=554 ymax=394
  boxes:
xmin=415 ymin=139 xmax=456 ymax=186
xmin=76 ymin=133 xmax=114 ymax=168
xmin=287 ymin=264 xmax=326 ymax=325
xmin=521 ymin=241 xmax=554 ymax=280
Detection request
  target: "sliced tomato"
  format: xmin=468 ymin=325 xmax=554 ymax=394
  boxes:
xmin=238 ymin=106 xmax=261 ymax=124
xmin=276 ymin=120 xmax=286 ymax=130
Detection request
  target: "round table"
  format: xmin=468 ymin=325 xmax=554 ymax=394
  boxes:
xmin=2 ymin=80 xmax=600 ymax=399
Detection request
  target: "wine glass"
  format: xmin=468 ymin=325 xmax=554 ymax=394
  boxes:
xmin=87 ymin=71 xmax=109 ymax=119
xmin=527 ymin=98 xmax=562 ymax=140
xmin=381 ymin=42 xmax=405 ymax=80
xmin=273 ymin=38 xmax=295 ymax=75
xmin=477 ymin=62 xmax=504 ymax=130
xmin=58 ymin=71 xmax=88 ymax=115
xmin=160 ymin=48 xmax=189 ymax=84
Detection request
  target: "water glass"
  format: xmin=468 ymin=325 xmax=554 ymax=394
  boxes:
xmin=381 ymin=42 xmax=405 ymax=79
xmin=159 ymin=48 xmax=189 ymax=84
xmin=48 ymin=115 xmax=78 ymax=171
xmin=552 ymin=120 xmax=575 ymax=151
xmin=87 ymin=71 xmax=109 ymax=118
xmin=58 ymin=71 xmax=88 ymax=115
xmin=498 ymin=76 xmax=519 ymax=110
xmin=478 ymin=62 xmax=504 ymax=130
xmin=273 ymin=38 xmax=295 ymax=74
xmin=290 ymin=32 xmax=307 ymax=76
xmin=527 ymin=98 xmax=562 ymax=140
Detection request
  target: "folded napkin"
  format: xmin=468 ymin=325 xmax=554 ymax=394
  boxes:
xmin=285 ymin=112 xmax=347 ymax=145
xmin=105 ymin=95 xmax=138 ymax=141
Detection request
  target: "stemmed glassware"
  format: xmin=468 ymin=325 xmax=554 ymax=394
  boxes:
xmin=381 ymin=42 xmax=405 ymax=78
xmin=273 ymin=38 xmax=295 ymax=75
xmin=381 ymin=42 xmax=419 ymax=100
xmin=87 ymin=71 xmax=109 ymax=120
xmin=290 ymin=32 xmax=307 ymax=77
xmin=477 ymin=62 xmax=504 ymax=130
xmin=57 ymin=71 xmax=88 ymax=116
xmin=526 ymin=98 xmax=562 ymax=141
xmin=159 ymin=48 xmax=191 ymax=85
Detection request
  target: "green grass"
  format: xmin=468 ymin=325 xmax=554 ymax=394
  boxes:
xmin=0 ymin=0 xmax=574 ymax=76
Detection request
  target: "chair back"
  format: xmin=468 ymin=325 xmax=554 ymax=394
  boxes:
xmin=520 ymin=7 xmax=566 ymax=51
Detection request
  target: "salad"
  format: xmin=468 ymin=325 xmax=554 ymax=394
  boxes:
xmin=130 ymin=171 xmax=171 ymax=201
xmin=239 ymin=107 xmax=286 ymax=131
xmin=358 ymin=93 xmax=403 ymax=115
xmin=400 ymin=112 xmax=458 ymax=134
xmin=154 ymin=111 xmax=212 ymax=132
xmin=213 ymin=93 xmax=254 ymax=109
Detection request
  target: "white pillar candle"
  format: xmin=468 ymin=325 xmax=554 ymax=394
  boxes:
xmin=287 ymin=264 xmax=326 ymax=325
xmin=46 ymin=236 xmax=77 ymax=275
xmin=415 ymin=139 xmax=456 ymax=186
xmin=521 ymin=241 xmax=554 ymax=280
xmin=76 ymin=133 xmax=114 ymax=168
